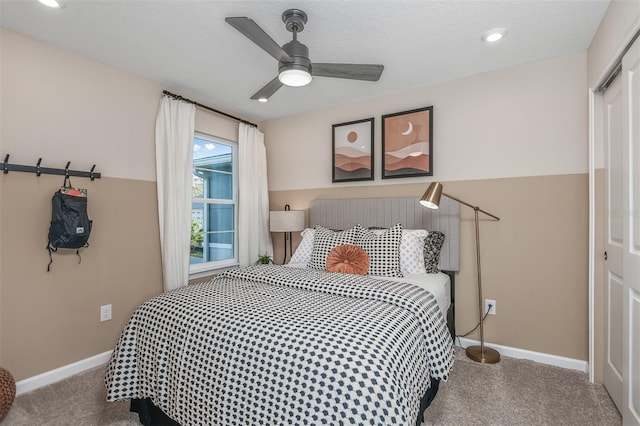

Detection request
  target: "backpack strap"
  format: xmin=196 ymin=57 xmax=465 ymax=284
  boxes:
xmin=47 ymin=245 xmax=87 ymax=271
xmin=47 ymin=245 xmax=86 ymax=271
xmin=75 ymin=242 xmax=90 ymax=265
xmin=47 ymin=245 xmax=56 ymax=272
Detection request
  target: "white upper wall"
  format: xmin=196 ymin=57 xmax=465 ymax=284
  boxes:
xmin=588 ymin=0 xmax=640 ymax=90
xmin=1 ymin=29 xmax=160 ymax=182
xmin=1 ymin=28 xmax=239 ymax=182
xmin=262 ymin=53 xmax=588 ymax=192
xmin=2 ymin=28 xmax=589 ymax=187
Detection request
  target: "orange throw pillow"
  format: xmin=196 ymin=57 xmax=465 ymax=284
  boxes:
xmin=326 ymin=244 xmax=370 ymax=275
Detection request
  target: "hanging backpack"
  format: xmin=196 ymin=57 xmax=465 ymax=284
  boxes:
xmin=47 ymin=176 xmax=92 ymax=271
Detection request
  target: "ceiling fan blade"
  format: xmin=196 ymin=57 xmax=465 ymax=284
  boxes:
xmin=250 ymin=77 xmax=284 ymax=100
xmin=226 ymin=17 xmax=292 ymax=63
xmin=312 ymin=63 xmax=384 ymax=81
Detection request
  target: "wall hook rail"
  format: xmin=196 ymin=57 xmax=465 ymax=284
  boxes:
xmin=1 ymin=154 xmax=101 ymax=180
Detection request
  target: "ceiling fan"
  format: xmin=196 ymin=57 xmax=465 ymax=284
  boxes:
xmin=226 ymin=9 xmax=384 ymax=102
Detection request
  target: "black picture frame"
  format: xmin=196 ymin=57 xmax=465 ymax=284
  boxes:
xmin=332 ymin=117 xmax=374 ymax=182
xmin=382 ymin=106 xmax=433 ymax=179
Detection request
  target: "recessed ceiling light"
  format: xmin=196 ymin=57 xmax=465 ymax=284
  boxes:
xmin=38 ymin=0 xmax=61 ymax=7
xmin=482 ymin=28 xmax=507 ymax=43
xmin=257 ymin=97 xmax=268 ymax=103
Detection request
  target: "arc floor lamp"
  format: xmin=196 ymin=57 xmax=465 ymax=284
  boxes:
xmin=420 ymin=182 xmax=501 ymax=364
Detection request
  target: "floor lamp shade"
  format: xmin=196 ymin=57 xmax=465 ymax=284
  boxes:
xmin=269 ymin=205 xmax=305 ymax=264
xmin=420 ymin=181 xmax=501 ymax=364
xmin=420 ymin=182 xmax=443 ymax=209
xmin=269 ymin=210 xmax=305 ymax=233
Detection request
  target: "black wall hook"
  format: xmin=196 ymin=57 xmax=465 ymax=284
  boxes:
xmin=0 ymin=154 xmax=101 ymax=180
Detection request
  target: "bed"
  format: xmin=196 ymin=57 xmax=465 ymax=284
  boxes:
xmin=105 ymin=197 xmax=460 ymax=425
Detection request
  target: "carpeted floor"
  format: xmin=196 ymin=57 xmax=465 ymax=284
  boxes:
xmin=2 ymin=348 xmax=621 ymax=425
xmin=422 ymin=349 xmax=621 ymax=425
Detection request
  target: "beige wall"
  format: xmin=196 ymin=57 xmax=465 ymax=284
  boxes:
xmin=270 ymin=175 xmax=590 ymax=361
xmin=0 ymin=28 xmax=164 ymax=380
xmin=1 ymin=174 xmax=163 ymax=379
xmin=0 ymin=29 xmax=242 ymax=380
xmin=264 ymin=53 xmax=591 ymax=362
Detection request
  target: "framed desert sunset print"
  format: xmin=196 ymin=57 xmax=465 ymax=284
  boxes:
xmin=332 ymin=117 xmax=374 ymax=182
xmin=382 ymin=106 xmax=433 ymax=179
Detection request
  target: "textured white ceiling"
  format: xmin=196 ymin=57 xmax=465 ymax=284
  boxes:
xmin=0 ymin=0 xmax=610 ymax=121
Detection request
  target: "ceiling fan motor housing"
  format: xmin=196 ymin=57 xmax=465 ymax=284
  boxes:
xmin=279 ymin=40 xmax=312 ymax=75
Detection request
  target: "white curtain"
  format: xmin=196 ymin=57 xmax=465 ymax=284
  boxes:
xmin=155 ymin=96 xmax=195 ymax=291
xmin=238 ymin=123 xmax=272 ymax=266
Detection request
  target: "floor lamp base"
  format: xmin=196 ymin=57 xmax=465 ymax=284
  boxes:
xmin=466 ymin=345 xmax=500 ymax=364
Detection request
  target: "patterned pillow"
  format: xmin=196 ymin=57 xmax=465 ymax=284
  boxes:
xmin=372 ymin=228 xmax=428 ymax=274
xmin=307 ymin=225 xmax=361 ymax=270
xmin=289 ymin=228 xmax=314 ymax=264
xmin=399 ymin=229 xmax=429 ymax=274
xmin=357 ymin=224 xmax=403 ymax=277
xmin=326 ymin=244 xmax=370 ymax=275
xmin=424 ymin=231 xmax=445 ymax=273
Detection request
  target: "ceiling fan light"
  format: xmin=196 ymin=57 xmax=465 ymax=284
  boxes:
xmin=279 ymin=68 xmax=312 ymax=87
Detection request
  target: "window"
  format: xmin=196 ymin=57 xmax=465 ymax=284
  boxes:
xmin=190 ymin=133 xmax=238 ymax=274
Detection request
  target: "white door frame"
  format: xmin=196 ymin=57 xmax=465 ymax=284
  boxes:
xmin=589 ymin=88 xmax=595 ymax=383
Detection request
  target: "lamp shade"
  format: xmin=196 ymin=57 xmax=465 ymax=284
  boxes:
xmin=420 ymin=182 xmax=443 ymax=209
xmin=269 ymin=210 xmax=305 ymax=232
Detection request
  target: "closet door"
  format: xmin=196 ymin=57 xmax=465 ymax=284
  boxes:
xmin=622 ymin=36 xmax=640 ymax=425
xmin=603 ymin=70 xmax=624 ymax=413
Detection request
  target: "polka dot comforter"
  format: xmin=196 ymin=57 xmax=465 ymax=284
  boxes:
xmin=105 ymin=265 xmax=454 ymax=425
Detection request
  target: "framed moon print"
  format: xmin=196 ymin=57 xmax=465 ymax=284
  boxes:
xmin=332 ymin=117 xmax=374 ymax=182
xmin=382 ymin=106 xmax=433 ymax=179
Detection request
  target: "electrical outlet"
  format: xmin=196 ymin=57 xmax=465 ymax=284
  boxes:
xmin=484 ymin=299 xmax=496 ymax=316
xmin=100 ymin=304 xmax=112 ymax=322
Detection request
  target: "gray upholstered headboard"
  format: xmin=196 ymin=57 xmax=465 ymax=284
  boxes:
xmin=309 ymin=197 xmax=460 ymax=272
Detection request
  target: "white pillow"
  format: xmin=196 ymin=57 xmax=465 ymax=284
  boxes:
xmin=372 ymin=228 xmax=428 ymax=274
xmin=400 ymin=229 xmax=429 ymax=274
xmin=289 ymin=228 xmax=315 ymax=264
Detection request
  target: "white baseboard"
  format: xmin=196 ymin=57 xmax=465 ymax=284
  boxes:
xmin=14 ymin=339 xmax=588 ymax=395
xmin=457 ymin=338 xmax=588 ymax=373
xmin=15 ymin=350 xmax=113 ymax=395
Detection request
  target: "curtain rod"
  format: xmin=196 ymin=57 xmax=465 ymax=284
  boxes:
xmin=162 ymin=90 xmax=257 ymax=128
